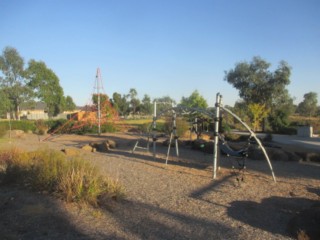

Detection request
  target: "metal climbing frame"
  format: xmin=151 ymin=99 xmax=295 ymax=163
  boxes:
xmin=213 ymin=93 xmax=276 ymax=182
xmin=132 ymin=94 xmax=276 ymax=182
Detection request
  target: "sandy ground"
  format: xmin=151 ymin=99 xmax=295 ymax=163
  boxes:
xmin=0 ymin=132 xmax=320 ymax=240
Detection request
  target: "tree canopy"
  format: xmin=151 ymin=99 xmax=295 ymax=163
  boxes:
xmin=0 ymin=46 xmax=76 ymax=119
xmin=25 ymin=60 xmax=65 ymax=117
xmin=224 ymin=56 xmax=291 ymax=107
xmin=225 ymin=56 xmax=294 ymax=132
xmin=179 ymin=90 xmax=208 ymax=109
xmin=0 ymin=47 xmax=33 ymax=119
xmin=297 ymin=92 xmax=318 ymax=117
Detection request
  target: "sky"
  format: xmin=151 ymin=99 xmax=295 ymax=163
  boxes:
xmin=0 ymin=0 xmax=319 ymax=107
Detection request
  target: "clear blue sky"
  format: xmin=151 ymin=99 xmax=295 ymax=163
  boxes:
xmin=1 ymin=0 xmax=319 ymax=107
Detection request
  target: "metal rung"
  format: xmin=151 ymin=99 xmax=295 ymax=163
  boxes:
xmin=132 ymin=141 xmax=149 ymax=153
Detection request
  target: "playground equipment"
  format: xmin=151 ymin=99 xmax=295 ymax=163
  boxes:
xmin=132 ymin=93 xmax=276 ymax=182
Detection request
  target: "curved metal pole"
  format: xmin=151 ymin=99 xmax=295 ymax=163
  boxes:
xmin=221 ymin=106 xmax=276 ymax=182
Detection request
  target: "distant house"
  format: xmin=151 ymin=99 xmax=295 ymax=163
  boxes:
xmin=19 ymin=102 xmax=49 ymax=120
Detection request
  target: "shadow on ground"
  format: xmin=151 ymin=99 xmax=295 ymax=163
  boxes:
xmin=0 ymin=187 xmax=116 ymax=240
xmin=227 ymin=195 xmax=319 ymax=239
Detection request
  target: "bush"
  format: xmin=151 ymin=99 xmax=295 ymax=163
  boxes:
xmin=0 ymin=148 xmax=125 ymax=206
xmin=0 ymin=120 xmax=36 ymax=133
xmin=0 ymin=123 xmax=8 ymax=137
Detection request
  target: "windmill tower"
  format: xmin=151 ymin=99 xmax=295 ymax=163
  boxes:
xmin=93 ymin=67 xmax=105 ymax=135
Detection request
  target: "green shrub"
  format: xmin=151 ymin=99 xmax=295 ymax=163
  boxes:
xmin=0 ymin=120 xmax=36 ymax=133
xmin=0 ymin=123 xmax=8 ymax=138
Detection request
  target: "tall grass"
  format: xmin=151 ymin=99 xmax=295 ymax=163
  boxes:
xmin=0 ymin=148 xmax=125 ymax=206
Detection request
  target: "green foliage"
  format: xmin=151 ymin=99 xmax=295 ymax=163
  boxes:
xmin=296 ymin=92 xmax=318 ymax=117
xmin=140 ymin=94 xmax=153 ymax=115
xmin=25 ymin=60 xmax=64 ymax=117
xmin=179 ymin=90 xmax=208 ymax=109
xmin=112 ymin=92 xmax=130 ymax=117
xmin=92 ymin=94 xmax=109 ymax=105
xmin=225 ymin=56 xmax=291 ymax=106
xmin=63 ymin=95 xmax=76 ymax=111
xmin=0 ymin=120 xmax=36 ymax=133
xmin=248 ymin=103 xmax=269 ymax=131
xmin=0 ymin=47 xmax=34 ymax=119
xmin=0 ymin=148 xmax=125 ymax=206
xmin=46 ymin=119 xmax=69 ymax=133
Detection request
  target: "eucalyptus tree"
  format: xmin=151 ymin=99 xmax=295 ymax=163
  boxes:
xmin=140 ymin=94 xmax=153 ymax=115
xmin=0 ymin=47 xmax=33 ymax=119
xmin=129 ymin=88 xmax=140 ymax=115
xmin=179 ymin=90 xmax=208 ymax=109
xmin=63 ymin=95 xmax=76 ymax=111
xmin=297 ymin=92 xmax=318 ymax=117
xmin=25 ymin=60 xmax=64 ymax=117
xmin=112 ymin=92 xmax=130 ymax=117
xmin=225 ymin=56 xmax=294 ymax=131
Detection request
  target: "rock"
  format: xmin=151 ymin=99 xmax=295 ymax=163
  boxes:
xmin=61 ymin=148 xmax=79 ymax=156
xmin=89 ymin=140 xmax=117 ymax=152
xmin=81 ymin=144 xmax=95 ymax=152
xmin=106 ymin=140 xmax=117 ymax=149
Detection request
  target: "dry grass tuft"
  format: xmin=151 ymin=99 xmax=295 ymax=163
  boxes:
xmin=0 ymin=147 xmax=125 ymax=206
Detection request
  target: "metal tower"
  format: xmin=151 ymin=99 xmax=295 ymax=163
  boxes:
xmin=93 ymin=67 xmax=105 ymax=135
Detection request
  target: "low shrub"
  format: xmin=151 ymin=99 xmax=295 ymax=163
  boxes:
xmin=0 ymin=120 xmax=36 ymax=133
xmin=0 ymin=123 xmax=8 ymax=137
xmin=0 ymin=148 xmax=125 ymax=206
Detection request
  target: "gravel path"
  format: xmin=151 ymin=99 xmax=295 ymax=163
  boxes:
xmin=1 ymin=133 xmax=320 ymax=239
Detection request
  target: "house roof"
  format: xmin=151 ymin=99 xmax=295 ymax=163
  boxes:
xmin=20 ymin=102 xmax=47 ymax=111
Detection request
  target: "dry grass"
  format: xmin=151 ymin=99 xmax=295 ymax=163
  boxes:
xmin=0 ymin=147 xmax=125 ymax=206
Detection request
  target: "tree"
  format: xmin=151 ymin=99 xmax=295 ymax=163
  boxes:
xmin=129 ymin=88 xmax=140 ymax=115
xmin=112 ymin=92 xmax=130 ymax=117
xmin=25 ymin=60 xmax=64 ymax=117
xmin=179 ymin=90 xmax=208 ymax=109
xmin=0 ymin=47 xmax=33 ymax=119
xmin=225 ymin=56 xmax=293 ymax=132
xmin=0 ymin=88 xmax=11 ymax=117
xmin=297 ymin=92 xmax=318 ymax=117
xmin=63 ymin=95 xmax=76 ymax=111
xmin=224 ymin=56 xmax=291 ymax=106
xmin=140 ymin=94 xmax=153 ymax=115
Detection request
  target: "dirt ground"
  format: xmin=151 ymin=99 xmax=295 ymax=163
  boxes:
xmin=0 ymin=132 xmax=320 ymax=240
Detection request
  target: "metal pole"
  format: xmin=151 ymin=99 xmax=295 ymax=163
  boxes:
xmin=96 ymin=68 xmax=101 ymax=135
xmin=166 ymin=132 xmax=173 ymax=165
xmin=213 ymin=93 xmax=221 ymax=179
xmin=173 ymin=112 xmax=179 ymax=156
xmin=153 ymin=101 xmax=157 ymax=159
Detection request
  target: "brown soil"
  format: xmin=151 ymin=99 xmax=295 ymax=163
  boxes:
xmin=1 ymin=132 xmax=320 ymax=240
